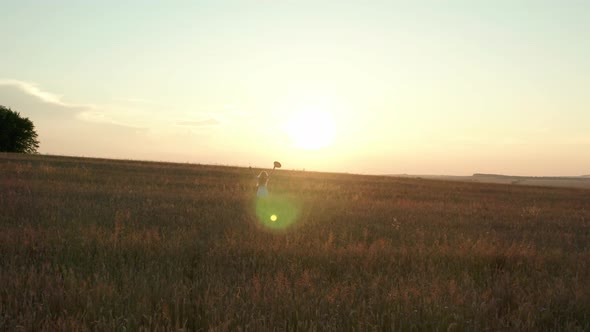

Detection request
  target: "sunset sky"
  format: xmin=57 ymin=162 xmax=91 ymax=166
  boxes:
xmin=1 ymin=1 xmax=589 ymax=175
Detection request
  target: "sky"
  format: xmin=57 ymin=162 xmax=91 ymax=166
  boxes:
xmin=1 ymin=0 xmax=589 ymax=176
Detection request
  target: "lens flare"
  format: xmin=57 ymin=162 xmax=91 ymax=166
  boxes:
xmin=256 ymin=195 xmax=300 ymax=230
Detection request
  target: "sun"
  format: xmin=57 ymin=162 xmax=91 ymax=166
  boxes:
xmin=286 ymin=109 xmax=336 ymax=150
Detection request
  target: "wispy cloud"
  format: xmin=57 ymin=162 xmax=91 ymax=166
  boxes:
xmin=114 ymin=97 xmax=154 ymax=105
xmin=0 ymin=78 xmax=250 ymax=133
xmin=76 ymin=111 xmax=147 ymax=129
xmin=0 ymin=78 xmax=151 ymax=129
xmin=0 ymin=78 xmax=93 ymax=109
xmin=177 ymin=119 xmax=221 ymax=127
xmin=0 ymin=78 xmax=152 ymax=131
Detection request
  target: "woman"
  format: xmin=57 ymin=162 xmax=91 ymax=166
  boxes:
xmin=256 ymin=161 xmax=281 ymax=198
xmin=256 ymin=171 xmax=270 ymax=198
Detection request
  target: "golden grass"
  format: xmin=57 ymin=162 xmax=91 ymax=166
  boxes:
xmin=1 ymin=153 xmax=589 ymax=331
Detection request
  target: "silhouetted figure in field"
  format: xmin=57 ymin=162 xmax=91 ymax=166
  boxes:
xmin=257 ymin=171 xmax=270 ymax=198
xmin=256 ymin=161 xmax=281 ymax=198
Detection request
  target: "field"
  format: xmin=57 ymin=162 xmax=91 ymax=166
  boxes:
xmin=1 ymin=153 xmax=590 ymax=331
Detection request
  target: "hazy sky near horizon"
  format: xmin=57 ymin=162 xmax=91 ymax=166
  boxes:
xmin=1 ymin=1 xmax=589 ymax=175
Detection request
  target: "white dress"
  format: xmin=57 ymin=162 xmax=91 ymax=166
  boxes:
xmin=257 ymin=185 xmax=268 ymax=198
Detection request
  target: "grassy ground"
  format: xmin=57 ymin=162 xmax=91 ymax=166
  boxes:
xmin=1 ymin=153 xmax=589 ymax=331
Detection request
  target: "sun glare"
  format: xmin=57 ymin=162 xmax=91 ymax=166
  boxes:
xmin=286 ymin=109 xmax=336 ymax=150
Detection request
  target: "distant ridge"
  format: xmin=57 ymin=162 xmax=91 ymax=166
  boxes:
xmin=473 ymin=173 xmax=588 ymax=181
xmin=388 ymin=173 xmax=590 ymax=190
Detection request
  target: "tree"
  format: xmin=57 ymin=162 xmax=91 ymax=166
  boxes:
xmin=0 ymin=105 xmax=40 ymax=153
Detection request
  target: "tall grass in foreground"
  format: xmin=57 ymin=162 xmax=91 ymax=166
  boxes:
xmin=1 ymin=153 xmax=589 ymax=331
